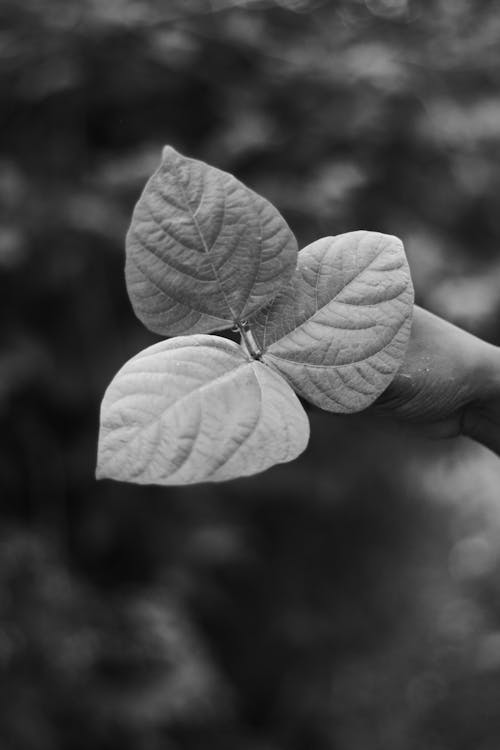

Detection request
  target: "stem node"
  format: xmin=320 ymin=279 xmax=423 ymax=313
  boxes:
xmin=237 ymin=321 xmax=262 ymax=360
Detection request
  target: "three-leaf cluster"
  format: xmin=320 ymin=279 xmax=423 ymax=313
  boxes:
xmin=97 ymin=147 xmax=414 ymax=485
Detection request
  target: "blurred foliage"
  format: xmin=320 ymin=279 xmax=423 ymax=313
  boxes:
xmin=1 ymin=0 xmax=500 ymax=748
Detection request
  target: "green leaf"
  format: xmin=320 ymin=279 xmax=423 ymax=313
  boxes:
xmin=96 ymin=335 xmax=310 ymax=486
xmin=249 ymin=232 xmax=414 ymax=412
xmin=125 ymin=146 xmax=298 ymax=336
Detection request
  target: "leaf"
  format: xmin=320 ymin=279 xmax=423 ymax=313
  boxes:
xmin=125 ymin=146 xmax=298 ymax=336
xmin=249 ymin=232 xmax=414 ymax=412
xmin=96 ymin=335 xmax=310 ymax=486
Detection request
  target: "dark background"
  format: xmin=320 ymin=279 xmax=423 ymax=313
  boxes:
xmin=1 ymin=1 xmax=500 ymax=748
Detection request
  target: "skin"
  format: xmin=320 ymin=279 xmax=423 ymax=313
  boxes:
xmin=369 ymin=306 xmax=500 ymax=456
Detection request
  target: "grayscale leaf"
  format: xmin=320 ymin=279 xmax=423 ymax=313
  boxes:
xmin=249 ymin=232 xmax=414 ymax=412
xmin=125 ymin=146 xmax=298 ymax=336
xmin=96 ymin=335 xmax=310 ymax=486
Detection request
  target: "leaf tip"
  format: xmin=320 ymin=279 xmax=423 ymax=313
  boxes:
xmin=161 ymin=144 xmax=179 ymax=163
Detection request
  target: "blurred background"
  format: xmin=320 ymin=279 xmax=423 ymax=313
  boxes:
xmin=1 ymin=1 xmax=500 ymax=748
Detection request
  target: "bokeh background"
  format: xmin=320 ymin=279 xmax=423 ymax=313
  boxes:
xmin=2 ymin=1 xmax=500 ymax=748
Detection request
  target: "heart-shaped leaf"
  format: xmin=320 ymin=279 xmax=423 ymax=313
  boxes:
xmin=96 ymin=335 xmax=310 ymax=486
xmin=249 ymin=232 xmax=414 ymax=412
xmin=125 ymin=146 xmax=298 ymax=336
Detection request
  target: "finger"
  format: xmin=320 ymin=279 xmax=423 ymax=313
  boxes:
xmin=462 ymin=405 xmax=500 ymax=457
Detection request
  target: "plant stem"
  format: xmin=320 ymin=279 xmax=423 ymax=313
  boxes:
xmin=238 ymin=321 xmax=262 ymax=360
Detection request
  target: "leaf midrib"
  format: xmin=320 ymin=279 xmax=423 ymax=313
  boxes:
xmin=173 ymin=158 xmax=238 ymax=322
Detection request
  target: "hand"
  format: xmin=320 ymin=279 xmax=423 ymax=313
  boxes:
xmin=370 ymin=306 xmax=500 ymax=455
